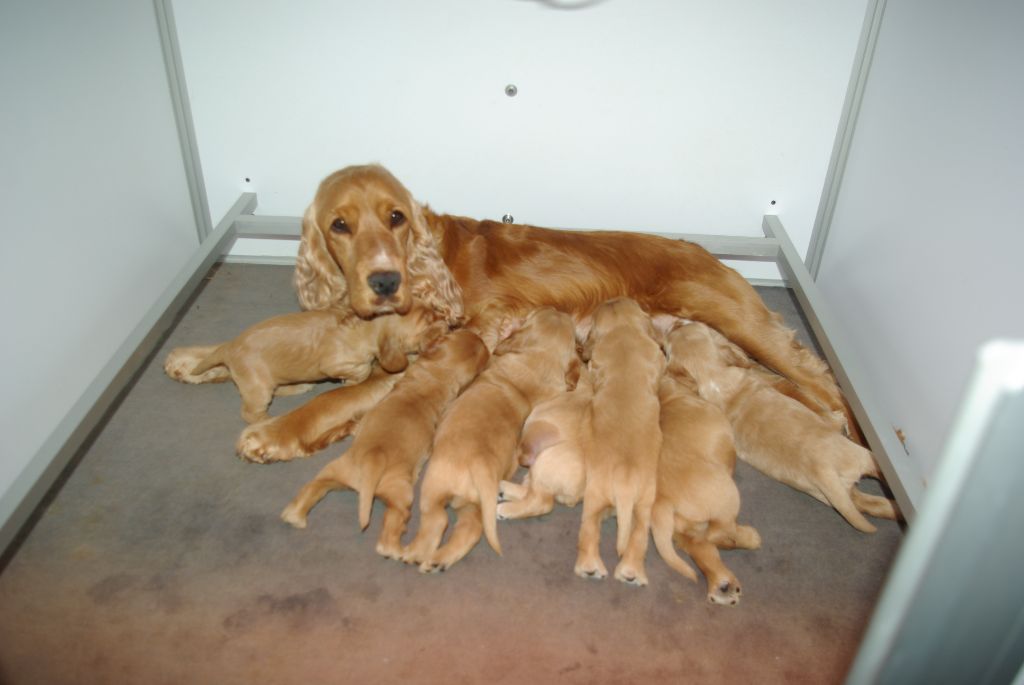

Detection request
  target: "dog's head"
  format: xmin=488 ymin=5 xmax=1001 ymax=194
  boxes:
xmin=294 ymin=165 xmax=460 ymax=321
xmin=580 ymin=297 xmax=657 ymax=361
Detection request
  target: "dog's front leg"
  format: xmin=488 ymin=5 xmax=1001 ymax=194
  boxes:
xmin=236 ymin=368 xmax=400 ymax=463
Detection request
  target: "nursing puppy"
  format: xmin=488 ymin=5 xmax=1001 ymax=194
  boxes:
xmin=496 ymin=366 xmax=595 ymax=520
xmin=164 ymin=306 xmax=446 ymax=423
xmin=280 ymin=330 xmax=489 ymax=558
xmin=575 ymin=298 xmax=665 ymax=586
xmin=669 ymin=321 xmax=897 ymax=532
xmin=401 ymin=307 xmax=581 ymax=573
xmin=651 ymin=322 xmax=761 ymax=606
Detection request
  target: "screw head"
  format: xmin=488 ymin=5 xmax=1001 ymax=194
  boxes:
xmin=505 ymin=84 xmax=518 ymax=97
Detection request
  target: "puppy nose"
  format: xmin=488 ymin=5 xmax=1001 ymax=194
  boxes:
xmin=367 ymin=270 xmax=401 ymax=297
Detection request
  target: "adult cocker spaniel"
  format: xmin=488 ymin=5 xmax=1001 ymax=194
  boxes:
xmin=237 ymin=164 xmax=852 ymax=462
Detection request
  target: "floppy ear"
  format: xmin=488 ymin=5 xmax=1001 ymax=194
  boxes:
xmin=649 ymin=313 xmax=679 ymax=348
xmin=376 ymin=329 xmax=410 ymax=373
xmin=564 ymin=355 xmax=582 ymax=391
xmin=579 ymin=328 xmax=596 ymax=362
xmin=405 ymin=203 xmax=465 ymax=327
xmin=294 ymin=204 xmax=348 ymax=311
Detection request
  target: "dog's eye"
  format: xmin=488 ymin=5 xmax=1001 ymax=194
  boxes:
xmin=330 ymin=218 xmax=349 ymax=234
xmin=390 ymin=210 xmax=406 ymax=228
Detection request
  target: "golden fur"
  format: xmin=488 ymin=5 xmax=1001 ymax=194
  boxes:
xmin=236 ymin=367 xmax=401 ymax=463
xmin=280 ymin=330 xmax=489 ymax=558
xmin=496 ymin=366 xmax=594 ymax=521
xmin=400 ymin=307 xmax=581 ymax=573
xmin=667 ymin=320 xmax=897 ymax=532
xmin=650 ymin=322 xmax=761 ymax=605
xmin=164 ymin=307 xmax=446 ymax=423
xmin=237 ymin=163 xmax=856 ymax=463
xmin=574 ymin=298 xmax=665 ymax=586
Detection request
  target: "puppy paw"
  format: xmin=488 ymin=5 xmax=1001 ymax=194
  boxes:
xmin=418 ymin=560 xmax=448 ymax=574
xmin=375 ymin=541 xmax=403 ymax=560
xmin=574 ymin=557 xmax=608 ymax=581
xmin=707 ymin=579 xmax=742 ymax=606
xmin=236 ymin=421 xmax=309 ymax=463
xmin=164 ymin=346 xmax=226 ymax=383
xmin=613 ymin=563 xmax=648 ymax=587
xmin=279 ymin=504 xmax=307 ymax=529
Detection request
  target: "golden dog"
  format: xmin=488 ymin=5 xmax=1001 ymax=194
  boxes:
xmin=164 ymin=307 xmax=445 ymax=423
xmin=667 ymin=320 xmax=897 ymax=532
xmin=279 ymin=330 xmax=489 ymax=558
xmin=575 ymin=298 xmax=665 ymax=586
xmin=650 ymin=321 xmax=761 ymax=605
xmin=400 ymin=307 xmax=580 ymax=573
xmin=234 ymin=164 xmax=855 ymax=463
xmin=496 ymin=366 xmax=595 ymax=520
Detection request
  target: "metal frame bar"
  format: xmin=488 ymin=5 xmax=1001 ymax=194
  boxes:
xmin=0 ymin=193 xmax=256 ymax=557
xmin=154 ymin=0 xmax=212 ymax=242
xmin=805 ymin=0 xmax=888 ymax=279
xmin=0 ymin=200 xmax=921 ymax=557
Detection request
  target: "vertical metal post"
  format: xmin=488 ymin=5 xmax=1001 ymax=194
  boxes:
xmin=805 ymin=0 xmax=888 ymax=278
xmin=154 ymin=0 xmax=212 ymax=242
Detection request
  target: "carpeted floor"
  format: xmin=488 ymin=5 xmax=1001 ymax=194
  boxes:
xmin=0 ymin=263 xmax=903 ymax=684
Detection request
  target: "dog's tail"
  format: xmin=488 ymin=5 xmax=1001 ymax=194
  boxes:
xmin=474 ymin=464 xmax=503 ymax=556
xmin=613 ymin=475 xmax=636 ymax=557
xmin=650 ymin=501 xmax=698 ymax=581
xmin=356 ymin=452 xmax=387 ymax=531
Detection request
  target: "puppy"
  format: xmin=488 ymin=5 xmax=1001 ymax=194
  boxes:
xmin=400 ymin=307 xmax=581 ymax=573
xmin=280 ymin=330 xmax=490 ymax=558
xmin=575 ymin=297 xmax=665 ymax=586
xmin=668 ymin=320 xmax=897 ymax=532
xmin=650 ymin=322 xmax=761 ymax=606
xmin=496 ymin=366 xmax=595 ymax=520
xmin=164 ymin=306 xmax=446 ymax=422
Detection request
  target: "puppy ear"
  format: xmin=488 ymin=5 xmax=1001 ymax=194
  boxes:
xmin=294 ymin=204 xmax=348 ymax=311
xmin=376 ymin=329 xmax=410 ymax=373
xmin=406 ymin=202 xmax=465 ymax=327
xmin=579 ymin=328 xmax=595 ymax=362
xmin=649 ymin=313 xmax=679 ymax=346
xmin=564 ymin=355 xmax=582 ymax=391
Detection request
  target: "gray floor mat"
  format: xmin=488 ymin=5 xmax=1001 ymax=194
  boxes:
xmin=0 ymin=263 xmax=902 ymax=684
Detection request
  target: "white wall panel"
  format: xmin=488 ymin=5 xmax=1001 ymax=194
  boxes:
xmin=0 ymin=3 xmax=197 ymax=512
xmin=172 ymin=0 xmax=867 ymax=280
xmin=818 ymin=0 xmax=1024 ymax=479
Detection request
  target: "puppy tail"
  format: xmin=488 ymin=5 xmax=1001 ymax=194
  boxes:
xmin=474 ymin=465 xmax=503 ymax=556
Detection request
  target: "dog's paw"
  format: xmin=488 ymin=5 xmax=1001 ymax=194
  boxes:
xmin=574 ymin=557 xmax=608 ymax=581
xmin=164 ymin=346 xmax=226 ymax=383
xmin=280 ymin=503 xmax=307 ymax=529
xmin=236 ymin=422 xmax=309 ymax=464
xmin=614 ymin=563 xmax=648 ymax=587
xmin=418 ymin=560 xmax=448 ymax=574
xmin=707 ymin=579 xmax=742 ymax=606
xmin=375 ymin=540 xmax=403 ymax=561
xmin=398 ymin=546 xmax=425 ymax=566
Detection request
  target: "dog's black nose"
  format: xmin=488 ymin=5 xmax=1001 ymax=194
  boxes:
xmin=367 ymin=270 xmax=401 ymax=297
